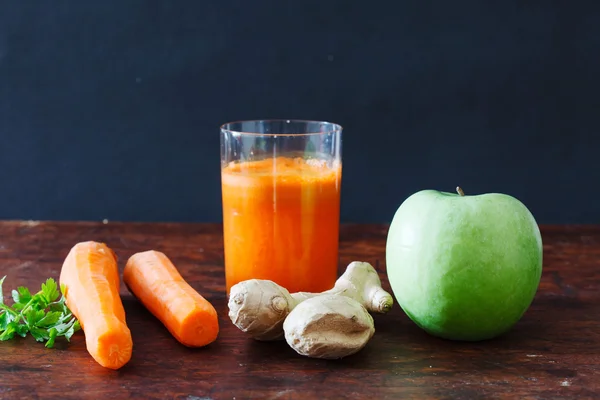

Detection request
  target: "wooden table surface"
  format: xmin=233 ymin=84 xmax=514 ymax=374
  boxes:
xmin=0 ymin=221 xmax=598 ymax=399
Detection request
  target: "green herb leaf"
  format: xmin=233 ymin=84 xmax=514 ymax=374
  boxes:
xmin=0 ymin=304 xmax=16 ymax=319
xmin=16 ymin=324 xmax=28 ymax=337
xmin=41 ymin=279 xmax=60 ymax=304
xmin=0 ymin=321 xmax=17 ymax=341
xmin=45 ymin=328 xmax=58 ymax=348
xmin=65 ymin=320 xmax=80 ymax=341
xmin=31 ymin=294 xmax=48 ymax=311
xmin=30 ymin=326 xmax=48 ymax=342
xmin=11 ymin=289 xmax=20 ymax=304
xmin=0 ymin=277 xmax=80 ymax=348
xmin=0 ymin=311 xmax=9 ymax=330
xmin=53 ymin=317 xmax=75 ymax=335
xmin=25 ymin=308 xmax=45 ymax=328
xmin=49 ymin=301 xmax=67 ymax=314
xmin=15 ymin=286 xmax=32 ymax=305
xmin=37 ymin=311 xmax=62 ymax=328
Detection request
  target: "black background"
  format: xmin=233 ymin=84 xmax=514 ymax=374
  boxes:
xmin=0 ymin=1 xmax=598 ymax=224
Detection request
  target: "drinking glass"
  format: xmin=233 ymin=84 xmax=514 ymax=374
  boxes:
xmin=220 ymin=120 xmax=342 ymax=293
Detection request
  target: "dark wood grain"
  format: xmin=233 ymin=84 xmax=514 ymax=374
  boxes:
xmin=0 ymin=221 xmax=599 ymax=400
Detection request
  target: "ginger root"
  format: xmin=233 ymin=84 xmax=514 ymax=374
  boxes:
xmin=283 ymin=294 xmax=375 ymax=359
xmin=228 ymin=261 xmax=393 ymax=341
xmin=227 ymin=279 xmax=295 ymax=341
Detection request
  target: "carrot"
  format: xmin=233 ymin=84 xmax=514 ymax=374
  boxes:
xmin=59 ymin=241 xmax=133 ymax=370
xmin=123 ymin=250 xmax=219 ymax=347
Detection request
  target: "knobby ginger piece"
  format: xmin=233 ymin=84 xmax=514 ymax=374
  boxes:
xmin=228 ymin=280 xmax=295 ymax=341
xmin=283 ymin=294 xmax=375 ymax=359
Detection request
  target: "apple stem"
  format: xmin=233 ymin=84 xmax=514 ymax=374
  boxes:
xmin=456 ymin=186 xmax=465 ymax=196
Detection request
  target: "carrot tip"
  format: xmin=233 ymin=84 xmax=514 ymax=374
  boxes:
xmin=177 ymin=309 xmax=219 ymax=347
xmin=94 ymin=327 xmax=133 ymax=370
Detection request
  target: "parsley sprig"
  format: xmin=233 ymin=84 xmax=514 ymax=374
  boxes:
xmin=0 ymin=276 xmax=80 ymax=348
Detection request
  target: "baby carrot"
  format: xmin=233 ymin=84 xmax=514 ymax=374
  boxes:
xmin=59 ymin=241 xmax=133 ymax=370
xmin=123 ymin=250 xmax=219 ymax=347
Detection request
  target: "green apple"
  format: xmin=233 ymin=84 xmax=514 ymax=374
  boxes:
xmin=386 ymin=187 xmax=543 ymax=341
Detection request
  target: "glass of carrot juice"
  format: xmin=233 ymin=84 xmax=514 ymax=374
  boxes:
xmin=220 ymin=120 xmax=342 ymax=294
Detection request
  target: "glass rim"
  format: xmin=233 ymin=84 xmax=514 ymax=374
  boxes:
xmin=220 ymin=119 xmax=343 ymax=137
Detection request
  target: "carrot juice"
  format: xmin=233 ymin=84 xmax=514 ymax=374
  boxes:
xmin=221 ymin=156 xmax=341 ymax=294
